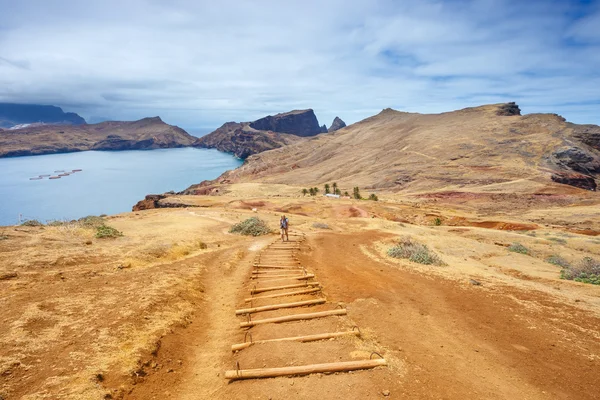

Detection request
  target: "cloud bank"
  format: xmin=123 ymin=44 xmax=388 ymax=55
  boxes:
xmin=0 ymin=0 xmax=599 ymax=131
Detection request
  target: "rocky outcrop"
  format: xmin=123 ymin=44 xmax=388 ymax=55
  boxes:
xmin=572 ymin=124 xmax=600 ymax=152
xmin=0 ymin=103 xmax=86 ymax=128
xmin=328 ymin=117 xmax=346 ymax=132
xmin=552 ymin=146 xmax=600 ymax=174
xmin=132 ymin=194 xmax=200 ymax=211
xmin=551 ymin=172 xmax=597 ymax=191
xmin=249 ymin=109 xmax=323 ymax=137
xmin=0 ymin=116 xmax=195 ymax=158
xmin=194 ymin=109 xmax=328 ymax=158
xmin=496 ymin=102 xmax=521 ymax=116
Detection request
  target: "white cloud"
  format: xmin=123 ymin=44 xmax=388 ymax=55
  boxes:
xmin=0 ymin=0 xmax=599 ymax=131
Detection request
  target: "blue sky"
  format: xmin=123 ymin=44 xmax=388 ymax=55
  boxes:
xmin=0 ymin=0 xmax=599 ymax=133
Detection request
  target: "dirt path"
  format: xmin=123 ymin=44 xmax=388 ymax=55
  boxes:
xmin=123 ymin=230 xmax=600 ymax=399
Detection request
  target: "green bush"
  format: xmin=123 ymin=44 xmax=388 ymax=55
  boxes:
xmin=368 ymin=193 xmax=379 ymax=201
xmin=546 ymin=255 xmax=570 ymax=268
xmin=229 ymin=217 xmax=271 ymax=236
xmin=21 ymin=219 xmax=43 ymax=227
xmin=95 ymin=225 xmax=123 ymax=239
xmin=560 ymin=257 xmax=600 ymax=285
xmin=387 ymin=237 xmax=445 ymax=266
xmin=508 ymin=242 xmax=529 ymax=255
xmin=433 ymin=217 xmax=442 ymax=226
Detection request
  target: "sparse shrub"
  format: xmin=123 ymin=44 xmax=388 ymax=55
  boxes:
xmin=302 ymin=188 xmax=308 ymax=196
xmin=46 ymin=220 xmax=66 ymax=227
xmin=0 ymin=235 xmax=8 ymax=240
xmin=433 ymin=217 xmax=442 ymax=226
xmin=508 ymin=242 xmax=529 ymax=255
xmin=387 ymin=237 xmax=445 ymax=266
xmin=560 ymin=257 xmax=600 ymax=285
xmin=197 ymin=241 xmax=208 ymax=249
xmin=546 ymin=255 xmax=570 ymax=268
xmin=78 ymin=215 xmax=105 ymax=228
xmin=525 ymin=231 xmax=537 ymax=237
xmin=21 ymin=219 xmax=43 ymax=227
xmin=230 ymin=217 xmax=271 ymax=236
xmin=368 ymin=193 xmax=379 ymax=201
xmin=344 ymin=191 xmax=349 ymax=197
xmin=95 ymin=225 xmax=123 ymax=239
xmin=312 ymin=222 xmax=331 ymax=229
xmin=548 ymin=237 xmax=567 ymax=245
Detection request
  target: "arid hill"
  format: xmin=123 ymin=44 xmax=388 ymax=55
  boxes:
xmin=204 ymin=103 xmax=600 ymax=193
xmin=194 ymin=109 xmax=330 ymax=158
xmin=0 ymin=117 xmax=196 ymax=158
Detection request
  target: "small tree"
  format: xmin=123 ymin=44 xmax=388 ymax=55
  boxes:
xmin=344 ymin=191 xmax=349 ymax=197
xmin=309 ymin=188 xmax=315 ymax=196
xmin=335 ymin=188 xmax=341 ymax=195
xmin=368 ymin=193 xmax=378 ymax=201
xmin=324 ymin=183 xmax=330 ymax=194
xmin=332 ymin=182 xmax=338 ymax=193
xmin=302 ymin=188 xmax=308 ymax=196
xmin=353 ymin=187 xmax=361 ymax=200
xmin=313 ymin=187 xmax=320 ymax=195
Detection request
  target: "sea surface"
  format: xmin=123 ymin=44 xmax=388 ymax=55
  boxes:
xmin=0 ymin=148 xmax=242 ymax=226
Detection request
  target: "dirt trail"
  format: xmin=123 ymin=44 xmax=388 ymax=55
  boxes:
xmin=123 ymin=230 xmax=600 ymax=400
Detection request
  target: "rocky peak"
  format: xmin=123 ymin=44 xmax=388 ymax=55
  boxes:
xmin=249 ymin=109 xmax=323 ymax=137
xmin=496 ymin=102 xmax=521 ymax=116
xmin=328 ymin=116 xmax=346 ymax=132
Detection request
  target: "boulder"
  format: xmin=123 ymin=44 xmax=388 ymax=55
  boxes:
xmin=496 ymin=102 xmax=521 ymax=116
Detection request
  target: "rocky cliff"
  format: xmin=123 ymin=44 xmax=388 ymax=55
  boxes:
xmin=0 ymin=116 xmax=195 ymax=158
xmin=194 ymin=109 xmax=330 ymax=158
xmin=0 ymin=103 xmax=86 ymax=128
xmin=328 ymin=116 xmax=346 ymax=132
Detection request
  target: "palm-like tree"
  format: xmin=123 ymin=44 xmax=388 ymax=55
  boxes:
xmin=332 ymin=182 xmax=337 ymax=193
xmin=309 ymin=188 xmax=315 ymax=196
xmin=324 ymin=183 xmax=330 ymax=194
xmin=313 ymin=187 xmax=320 ymax=195
xmin=302 ymin=188 xmax=308 ymax=196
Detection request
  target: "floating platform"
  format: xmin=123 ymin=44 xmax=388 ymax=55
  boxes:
xmin=54 ymin=170 xmax=65 ymax=173
xmin=49 ymin=176 xmax=61 ymax=180
xmin=29 ymin=177 xmax=43 ymax=180
xmin=72 ymin=169 xmax=82 ymax=172
xmin=58 ymin=173 xmax=70 ymax=177
xmin=39 ymin=174 xmax=51 ymax=177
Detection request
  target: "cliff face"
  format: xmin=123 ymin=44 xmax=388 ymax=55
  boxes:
xmin=249 ymin=109 xmax=323 ymax=137
xmin=193 ymin=122 xmax=303 ymax=159
xmin=0 ymin=116 xmax=196 ymax=158
xmin=0 ymin=103 xmax=86 ymax=128
xmin=328 ymin=116 xmax=346 ymax=132
xmin=194 ymin=109 xmax=329 ymax=158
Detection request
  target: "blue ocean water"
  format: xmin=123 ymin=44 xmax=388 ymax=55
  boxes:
xmin=0 ymin=148 xmax=242 ymax=226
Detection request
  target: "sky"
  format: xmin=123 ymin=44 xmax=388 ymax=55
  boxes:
xmin=0 ymin=0 xmax=599 ymax=134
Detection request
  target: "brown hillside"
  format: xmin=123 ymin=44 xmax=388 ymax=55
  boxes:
xmin=0 ymin=117 xmax=196 ymax=158
xmin=214 ymin=103 xmax=600 ymax=193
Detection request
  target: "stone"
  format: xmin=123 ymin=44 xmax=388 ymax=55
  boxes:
xmin=328 ymin=116 xmax=346 ymax=132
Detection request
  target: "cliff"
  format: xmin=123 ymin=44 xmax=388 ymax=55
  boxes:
xmin=0 ymin=103 xmax=86 ymax=128
xmin=0 ymin=116 xmax=196 ymax=158
xmin=328 ymin=116 xmax=346 ymax=132
xmin=194 ymin=109 xmax=329 ymax=158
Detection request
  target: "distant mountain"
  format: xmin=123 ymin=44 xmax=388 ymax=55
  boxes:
xmin=0 ymin=103 xmax=86 ymax=128
xmin=0 ymin=116 xmax=196 ymax=158
xmin=194 ymin=109 xmax=329 ymax=158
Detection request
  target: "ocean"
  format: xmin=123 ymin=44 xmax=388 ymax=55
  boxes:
xmin=0 ymin=148 xmax=242 ymax=226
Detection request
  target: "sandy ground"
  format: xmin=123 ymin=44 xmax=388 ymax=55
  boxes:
xmin=1 ymin=185 xmax=599 ymax=399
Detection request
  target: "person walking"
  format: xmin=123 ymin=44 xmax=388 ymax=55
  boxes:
xmin=280 ymin=215 xmax=289 ymax=242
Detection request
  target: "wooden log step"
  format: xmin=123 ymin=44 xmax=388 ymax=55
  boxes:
xmin=252 ymin=269 xmax=306 ymax=274
xmin=251 ymin=273 xmax=307 ymax=279
xmin=240 ymin=309 xmax=346 ymax=327
xmin=224 ymin=358 xmax=386 ymax=380
xmin=254 ymin=274 xmax=314 ymax=283
xmin=244 ymin=287 xmax=321 ymax=302
xmin=235 ymin=298 xmax=325 ymax=315
xmin=231 ymin=330 xmax=359 ymax=351
xmin=251 ymin=282 xmax=320 ymax=294
xmin=254 ymin=264 xmax=301 ymax=269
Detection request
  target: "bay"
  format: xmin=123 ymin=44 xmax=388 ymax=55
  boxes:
xmin=0 ymin=148 xmax=242 ymax=226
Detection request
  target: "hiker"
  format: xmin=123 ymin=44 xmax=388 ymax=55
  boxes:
xmin=280 ymin=215 xmax=289 ymax=242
